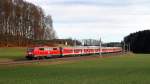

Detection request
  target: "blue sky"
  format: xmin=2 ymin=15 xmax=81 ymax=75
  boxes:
xmin=25 ymin=0 xmax=150 ymax=42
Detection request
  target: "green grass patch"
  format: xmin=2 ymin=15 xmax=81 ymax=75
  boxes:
xmin=0 ymin=47 xmax=26 ymax=60
xmin=0 ymin=54 xmax=150 ymax=84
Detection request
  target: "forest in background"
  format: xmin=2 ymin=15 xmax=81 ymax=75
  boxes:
xmin=124 ymin=30 xmax=150 ymax=53
xmin=0 ymin=0 xmax=57 ymax=47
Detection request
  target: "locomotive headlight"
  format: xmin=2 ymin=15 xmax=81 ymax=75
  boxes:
xmin=28 ymin=52 xmax=32 ymax=55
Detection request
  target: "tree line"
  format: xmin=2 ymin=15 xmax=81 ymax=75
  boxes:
xmin=0 ymin=0 xmax=56 ymax=47
xmin=124 ymin=30 xmax=150 ymax=53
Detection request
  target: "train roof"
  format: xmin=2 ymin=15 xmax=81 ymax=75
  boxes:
xmin=28 ymin=46 xmax=122 ymax=49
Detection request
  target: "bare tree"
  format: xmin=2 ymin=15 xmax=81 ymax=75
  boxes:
xmin=0 ymin=0 xmax=57 ymax=47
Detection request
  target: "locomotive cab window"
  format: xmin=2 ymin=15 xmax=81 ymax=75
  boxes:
xmin=27 ymin=48 xmax=34 ymax=51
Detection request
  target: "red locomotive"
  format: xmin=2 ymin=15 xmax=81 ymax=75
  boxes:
xmin=26 ymin=46 xmax=122 ymax=60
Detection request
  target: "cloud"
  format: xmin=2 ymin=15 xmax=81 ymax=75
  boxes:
xmin=26 ymin=0 xmax=129 ymax=6
xmin=25 ymin=0 xmax=150 ymax=42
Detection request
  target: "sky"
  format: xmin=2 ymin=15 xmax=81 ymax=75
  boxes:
xmin=25 ymin=0 xmax=150 ymax=42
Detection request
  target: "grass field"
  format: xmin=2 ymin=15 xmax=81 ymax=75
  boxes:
xmin=0 ymin=54 xmax=150 ymax=84
xmin=0 ymin=47 xmax=26 ymax=60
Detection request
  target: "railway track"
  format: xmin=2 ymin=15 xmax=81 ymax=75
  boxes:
xmin=0 ymin=56 xmax=100 ymax=65
xmin=0 ymin=52 xmax=125 ymax=65
xmin=0 ymin=60 xmax=44 ymax=65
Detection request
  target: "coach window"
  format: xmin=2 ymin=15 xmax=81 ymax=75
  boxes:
xmin=48 ymin=48 xmax=52 ymax=50
xmin=45 ymin=48 xmax=50 ymax=50
xmin=53 ymin=48 xmax=57 ymax=50
xmin=39 ymin=48 xmax=44 ymax=51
